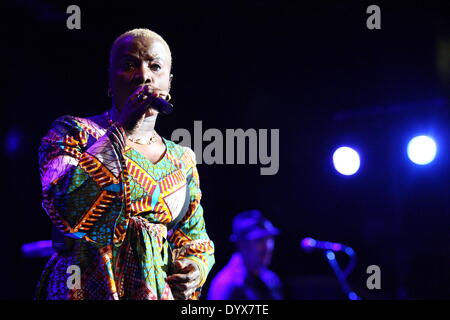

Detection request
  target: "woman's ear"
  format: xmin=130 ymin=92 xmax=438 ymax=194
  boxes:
xmin=169 ymin=74 xmax=173 ymax=90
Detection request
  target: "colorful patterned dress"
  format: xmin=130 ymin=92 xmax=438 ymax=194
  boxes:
xmin=35 ymin=113 xmax=215 ymax=300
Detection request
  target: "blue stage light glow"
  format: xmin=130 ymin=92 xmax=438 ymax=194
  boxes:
xmin=407 ymin=135 xmax=437 ymax=165
xmin=332 ymin=147 xmax=360 ymax=176
xmin=6 ymin=129 xmax=21 ymax=155
xmin=348 ymin=291 xmax=359 ymax=300
xmin=326 ymin=251 xmax=335 ymax=260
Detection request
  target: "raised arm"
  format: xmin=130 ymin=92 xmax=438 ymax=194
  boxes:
xmin=39 ymin=115 xmax=127 ymax=247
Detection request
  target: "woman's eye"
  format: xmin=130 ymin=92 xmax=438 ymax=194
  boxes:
xmin=124 ymin=62 xmax=135 ymax=70
xmin=151 ymin=64 xmax=161 ymax=71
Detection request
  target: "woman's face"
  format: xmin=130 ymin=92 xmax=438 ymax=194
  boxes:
xmin=109 ymin=35 xmax=172 ymax=114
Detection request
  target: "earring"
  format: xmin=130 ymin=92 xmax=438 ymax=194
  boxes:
xmin=165 ymin=93 xmax=172 ymax=102
xmin=107 ymin=88 xmax=112 ymax=97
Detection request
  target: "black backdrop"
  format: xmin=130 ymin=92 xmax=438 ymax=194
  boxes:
xmin=2 ymin=0 xmax=450 ymax=299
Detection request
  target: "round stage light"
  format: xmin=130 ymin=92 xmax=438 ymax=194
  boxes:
xmin=407 ymin=135 xmax=437 ymax=165
xmin=332 ymin=147 xmax=361 ymax=176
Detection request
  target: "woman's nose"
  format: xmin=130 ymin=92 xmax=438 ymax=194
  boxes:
xmin=135 ymin=63 xmax=153 ymax=84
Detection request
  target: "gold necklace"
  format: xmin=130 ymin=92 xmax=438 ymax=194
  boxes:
xmin=104 ymin=111 xmax=158 ymax=145
xmin=127 ymin=132 xmax=158 ymax=145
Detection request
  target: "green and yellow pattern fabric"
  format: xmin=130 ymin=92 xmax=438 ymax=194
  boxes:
xmin=35 ymin=114 xmax=215 ymax=300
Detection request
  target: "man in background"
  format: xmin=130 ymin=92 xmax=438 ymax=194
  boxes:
xmin=207 ymin=210 xmax=283 ymax=300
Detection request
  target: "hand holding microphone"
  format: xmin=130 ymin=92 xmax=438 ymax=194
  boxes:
xmin=116 ymin=85 xmax=173 ymax=132
xmin=136 ymin=85 xmax=173 ymax=115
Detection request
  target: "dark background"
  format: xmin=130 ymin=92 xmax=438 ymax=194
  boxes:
xmin=2 ymin=0 xmax=449 ymax=299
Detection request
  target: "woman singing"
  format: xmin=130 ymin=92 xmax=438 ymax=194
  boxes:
xmin=35 ymin=28 xmax=215 ymax=300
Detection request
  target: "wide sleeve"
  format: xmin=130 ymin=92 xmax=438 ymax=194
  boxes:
xmin=39 ymin=115 xmax=127 ymax=247
xmin=168 ymin=147 xmax=215 ymax=296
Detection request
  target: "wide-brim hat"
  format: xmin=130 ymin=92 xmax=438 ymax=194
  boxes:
xmin=229 ymin=209 xmax=280 ymax=242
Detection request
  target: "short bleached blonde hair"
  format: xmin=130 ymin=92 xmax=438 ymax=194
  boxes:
xmin=109 ymin=28 xmax=172 ymax=68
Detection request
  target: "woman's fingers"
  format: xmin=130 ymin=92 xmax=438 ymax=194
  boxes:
xmin=170 ymin=282 xmax=189 ymax=292
xmin=167 ymin=271 xmax=196 ymax=283
xmin=119 ymin=86 xmax=152 ymax=128
xmin=170 ymin=282 xmax=197 ymax=300
xmin=173 ymin=288 xmax=195 ymax=300
xmin=139 ymin=86 xmax=170 ymax=116
xmin=167 ymin=259 xmax=201 ymax=300
xmin=126 ymin=85 xmax=168 ymax=111
xmin=167 ymin=268 xmax=199 ymax=285
xmin=143 ymin=85 xmax=169 ymax=99
xmin=117 ymin=85 xmax=170 ymax=130
xmin=130 ymin=86 xmax=147 ymax=103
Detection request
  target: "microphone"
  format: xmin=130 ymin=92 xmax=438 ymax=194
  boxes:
xmin=300 ymin=237 xmax=354 ymax=255
xmin=301 ymin=237 xmax=360 ymax=300
xmin=147 ymin=96 xmax=174 ymax=115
